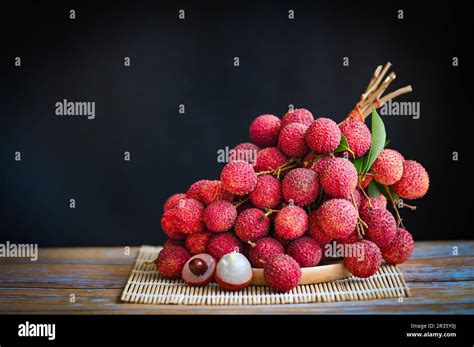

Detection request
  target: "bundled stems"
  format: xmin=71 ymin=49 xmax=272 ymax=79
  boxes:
xmin=384 ymin=185 xmax=404 ymax=228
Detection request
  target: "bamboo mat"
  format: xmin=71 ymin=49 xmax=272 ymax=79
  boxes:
xmin=121 ymin=245 xmax=411 ymax=305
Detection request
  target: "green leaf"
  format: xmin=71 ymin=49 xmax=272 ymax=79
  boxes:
xmin=335 ymin=133 xmax=351 ymax=153
xmin=353 ymin=157 xmax=366 ymax=174
xmin=362 ymin=108 xmax=386 ymax=173
xmin=367 ymin=181 xmax=380 ymax=197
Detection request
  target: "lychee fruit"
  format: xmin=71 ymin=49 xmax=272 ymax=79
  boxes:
xmin=305 ymin=117 xmax=341 ymax=154
xmin=163 ymin=193 xmax=187 ymax=211
xmin=247 ymin=237 xmax=285 ymax=268
xmin=220 ymin=160 xmax=257 ymax=196
xmin=215 ymin=252 xmax=252 ymax=290
xmin=392 ymin=160 xmax=430 ymax=200
xmin=282 ymin=168 xmax=319 ymax=206
xmin=200 ymin=180 xmax=233 ymax=205
xmin=155 ymin=246 xmax=191 ymax=279
xmin=249 ymin=174 xmax=282 ymax=209
xmin=230 ymin=142 xmax=260 ymax=164
xmin=203 ymin=200 xmax=237 ymax=232
xmin=359 ymin=175 xmax=373 ymax=189
xmin=281 ymin=108 xmax=314 ymax=129
xmin=308 ymin=210 xmax=332 ymax=245
xmin=316 ymin=199 xmax=358 ymax=240
xmin=181 ymin=254 xmax=216 ymax=286
xmin=286 ymin=237 xmax=322 ymax=267
xmin=234 ymin=208 xmax=270 ymax=242
xmin=359 ymin=193 xmax=388 ymax=221
xmin=339 ymin=118 xmax=371 ymax=158
xmin=254 ymin=147 xmax=287 ymax=173
xmin=312 ymin=155 xmax=333 ymax=174
xmin=207 ymin=232 xmax=242 ymax=260
xmin=263 ymin=254 xmax=301 ymax=292
xmin=185 ymin=230 xmax=212 ymax=255
xmin=278 ymin=123 xmax=309 ymax=158
xmin=186 ymin=180 xmax=209 ymax=201
xmin=320 ymin=157 xmax=358 ymax=198
xmin=343 ymin=240 xmax=382 ymax=278
xmin=163 ymin=239 xmax=184 ymax=252
xmin=364 ymin=208 xmax=397 ymax=248
xmin=381 ymin=228 xmax=415 ymax=264
xmin=172 ymin=198 xmax=205 ymax=234
xmin=274 ymin=205 xmax=308 ymax=241
xmin=370 ymin=149 xmax=404 ymax=185
xmin=161 ymin=209 xmax=186 ymax=240
xmin=249 ymin=114 xmax=281 ymax=147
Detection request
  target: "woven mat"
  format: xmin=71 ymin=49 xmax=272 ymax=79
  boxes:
xmin=121 ymin=245 xmax=411 ymax=305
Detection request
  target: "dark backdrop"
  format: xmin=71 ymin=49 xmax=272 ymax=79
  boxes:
xmin=0 ymin=0 xmax=471 ymax=246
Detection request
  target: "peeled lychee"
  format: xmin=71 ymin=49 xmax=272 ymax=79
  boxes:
xmin=305 ymin=117 xmax=341 ymax=154
xmin=254 ymin=147 xmax=287 ymax=173
xmin=181 ymin=254 xmax=216 ymax=286
xmin=274 ymin=205 xmax=308 ymax=241
xmin=308 ymin=210 xmax=332 ymax=245
xmin=370 ymin=149 xmax=404 ymax=185
xmin=316 ymin=199 xmax=358 ymax=240
xmin=207 ymin=232 xmax=242 ymax=260
xmin=172 ymin=198 xmax=205 ymax=234
xmin=230 ymin=142 xmax=260 ymax=164
xmin=247 ymin=237 xmax=285 ymax=268
xmin=281 ymin=108 xmax=314 ymax=129
xmin=282 ymin=168 xmax=319 ymax=206
xmin=155 ymin=246 xmax=191 ymax=279
xmin=249 ymin=174 xmax=282 ymax=209
xmin=216 ymin=252 xmax=252 ymax=291
xmin=320 ymin=157 xmax=358 ymax=198
xmin=339 ymin=118 xmax=371 ymax=158
xmin=381 ymin=228 xmax=414 ymax=264
xmin=234 ymin=208 xmax=270 ymax=242
xmin=364 ymin=208 xmax=397 ymax=248
xmin=344 ymin=240 xmax=382 ymax=278
xmin=392 ymin=160 xmax=429 ymax=200
xmin=185 ymin=230 xmax=212 ymax=255
xmin=278 ymin=123 xmax=309 ymax=158
xmin=163 ymin=193 xmax=187 ymax=211
xmin=200 ymin=180 xmax=233 ymax=205
xmin=287 ymin=237 xmax=322 ymax=267
xmin=249 ymin=114 xmax=281 ymax=147
xmin=187 ymin=180 xmax=209 ymax=201
xmin=220 ymin=160 xmax=257 ymax=196
xmin=264 ymin=254 xmax=301 ymax=292
xmin=203 ymin=200 xmax=237 ymax=232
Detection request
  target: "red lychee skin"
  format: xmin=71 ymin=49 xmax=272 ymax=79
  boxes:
xmin=305 ymin=117 xmax=341 ymax=154
xmin=323 ymin=188 xmax=362 ymax=208
xmin=155 ymin=246 xmax=191 ymax=279
xmin=359 ymin=193 xmax=388 ymax=221
xmin=234 ymin=208 xmax=270 ymax=242
xmin=312 ymin=156 xmax=333 ymax=174
xmin=339 ymin=118 xmax=371 ymax=158
xmin=248 ymin=237 xmax=285 ymax=268
xmin=199 ymin=180 xmax=233 ymax=205
xmin=364 ymin=208 xmax=397 ymax=248
xmin=308 ymin=210 xmax=332 ymax=245
xmin=249 ymin=114 xmax=281 ymax=147
xmin=344 ymin=240 xmax=382 ymax=278
xmin=186 ymin=180 xmax=209 ymax=201
xmin=230 ymin=142 xmax=260 ymax=164
xmin=370 ymin=149 xmax=405 ymax=185
xmin=392 ymin=160 xmax=430 ymax=200
xmin=287 ymin=237 xmax=322 ymax=267
xmin=316 ymin=199 xmax=358 ymax=240
xmin=264 ymin=254 xmax=301 ymax=292
xmin=207 ymin=232 xmax=242 ymax=260
xmin=282 ymin=168 xmax=319 ymax=206
xmin=185 ymin=231 xmax=212 ymax=255
xmin=163 ymin=193 xmax=187 ymax=211
xmin=281 ymin=108 xmax=314 ymax=129
xmin=220 ymin=160 xmax=257 ymax=196
xmin=163 ymin=239 xmax=184 ymax=252
xmin=249 ymin=174 xmax=282 ymax=209
xmin=161 ymin=210 xmax=186 ymax=240
xmin=359 ymin=175 xmax=373 ymax=189
xmin=216 ymin=277 xmax=251 ymax=291
xmin=254 ymin=147 xmax=287 ymax=173
xmin=381 ymin=228 xmax=415 ymax=264
xmin=173 ymin=198 xmax=205 ymax=234
xmin=203 ymin=200 xmax=237 ymax=232
xmin=338 ymin=230 xmax=360 ymax=244
xmin=274 ymin=206 xmax=308 ymax=241
xmin=278 ymin=123 xmax=309 ymax=158
xmin=320 ymin=158 xmax=358 ymax=198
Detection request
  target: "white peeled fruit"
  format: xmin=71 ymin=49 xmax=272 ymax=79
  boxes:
xmin=215 ymin=252 xmax=252 ymax=291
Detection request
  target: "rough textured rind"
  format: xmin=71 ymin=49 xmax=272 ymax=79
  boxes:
xmin=207 ymin=232 xmax=242 ymax=260
xmin=249 ymin=174 xmax=282 ymax=209
xmin=161 ymin=209 xmax=186 ymax=240
xmin=365 ymin=208 xmax=397 ymax=248
xmin=254 ymin=147 xmax=287 ymax=173
xmin=234 ymin=208 xmax=270 ymax=242
xmin=278 ymin=123 xmax=309 ymax=158
xmin=203 ymin=200 xmax=237 ymax=232
xmin=264 ymin=254 xmax=301 ymax=292
xmin=381 ymin=228 xmax=415 ymax=264
xmin=220 ymin=160 xmax=257 ymax=196
xmin=370 ymin=149 xmax=404 ymax=185
xmin=230 ymin=142 xmax=260 ymax=164
xmin=274 ymin=206 xmax=308 ymax=241
xmin=164 ymin=193 xmax=187 ymax=211
xmin=163 ymin=239 xmax=184 ymax=252
xmin=281 ymin=108 xmax=314 ymax=129
xmin=172 ymin=198 xmax=205 ymax=234
xmin=359 ymin=193 xmax=388 ymax=221
xmin=316 ymin=199 xmax=358 ymax=240
xmin=339 ymin=118 xmax=371 ymax=158
xmin=392 ymin=160 xmax=430 ymax=200
xmin=249 ymin=114 xmax=281 ymax=147
xmin=286 ymin=237 xmax=322 ymax=267
xmin=186 ymin=180 xmax=209 ymax=201
xmin=248 ymin=237 xmax=285 ymax=268
xmin=305 ymin=117 xmax=341 ymax=153
xmin=344 ymin=240 xmax=382 ymax=278
xmin=200 ymin=180 xmax=233 ymax=205
xmin=282 ymin=168 xmax=319 ymax=206
xmin=320 ymin=158 xmax=358 ymax=198
xmin=185 ymin=231 xmax=212 ymax=255
xmin=312 ymin=156 xmax=333 ymax=174
xmin=308 ymin=210 xmax=332 ymax=245
xmin=156 ymin=246 xmax=191 ymax=279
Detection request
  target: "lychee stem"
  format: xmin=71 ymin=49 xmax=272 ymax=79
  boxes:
xmin=358 ymin=184 xmax=373 ymax=209
xmin=402 ymin=202 xmax=417 ymax=211
xmin=263 ymin=208 xmax=280 ymax=218
xmin=247 ymin=240 xmax=256 ymax=248
xmin=384 ymin=185 xmax=405 ymax=228
xmin=233 ymin=198 xmax=249 ymax=208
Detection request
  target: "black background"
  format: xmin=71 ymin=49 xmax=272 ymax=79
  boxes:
xmin=0 ymin=0 xmax=471 ymax=246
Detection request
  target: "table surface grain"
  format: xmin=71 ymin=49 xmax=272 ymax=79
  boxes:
xmin=0 ymin=241 xmax=472 ymax=314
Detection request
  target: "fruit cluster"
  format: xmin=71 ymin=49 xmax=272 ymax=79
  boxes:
xmin=158 ymin=107 xmax=429 ymax=292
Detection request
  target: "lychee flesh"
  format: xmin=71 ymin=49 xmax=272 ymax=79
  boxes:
xmin=320 ymin=157 xmax=358 ymax=198
xmin=381 ymin=228 xmax=414 ymax=264
xmin=185 ymin=230 xmax=212 ymax=255
xmin=308 ymin=210 xmax=332 ymax=245
xmin=164 ymin=193 xmax=187 ymax=211
xmin=282 ymin=168 xmax=319 ymax=206
xmin=278 ymin=123 xmax=309 ymax=158
xmin=364 ymin=208 xmax=397 ymax=248
xmin=249 ymin=174 xmax=282 ymax=209
xmin=392 ymin=160 xmax=429 ymax=200
xmin=305 ymin=117 xmax=341 ymax=154
xmin=281 ymin=108 xmax=314 ymax=129
xmin=230 ymin=142 xmax=260 ymax=164
xmin=264 ymin=254 xmax=301 ymax=292
xmin=200 ymin=180 xmax=233 ymax=205
xmin=186 ymin=180 xmax=209 ymax=201
xmin=316 ymin=198 xmax=358 ymax=240
xmin=370 ymin=149 xmax=404 ymax=185
xmin=215 ymin=252 xmax=252 ymax=291
xmin=173 ymin=198 xmax=205 ymax=234
xmin=220 ymin=160 xmax=257 ymax=196
xmin=207 ymin=232 xmax=242 ymax=260
xmin=248 ymin=237 xmax=285 ymax=268
xmin=339 ymin=118 xmax=371 ymax=158
xmin=203 ymin=200 xmax=237 ymax=232
xmin=254 ymin=147 xmax=287 ymax=173
xmin=155 ymin=246 xmax=191 ymax=279
xmin=274 ymin=205 xmax=308 ymax=241
xmin=344 ymin=240 xmax=382 ymax=278
xmin=234 ymin=208 xmax=270 ymax=242
xmin=181 ymin=254 xmax=216 ymax=286
xmin=249 ymin=114 xmax=281 ymax=147
xmin=287 ymin=237 xmax=322 ymax=267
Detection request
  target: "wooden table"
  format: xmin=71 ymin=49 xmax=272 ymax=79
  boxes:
xmin=0 ymin=241 xmax=472 ymax=314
